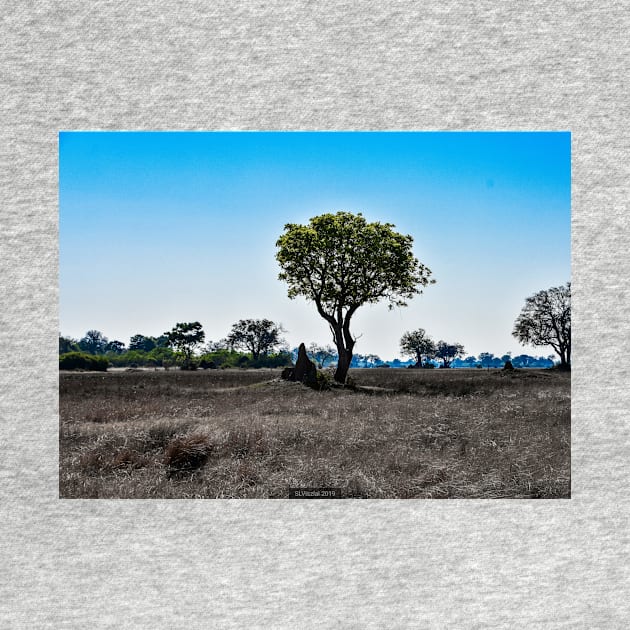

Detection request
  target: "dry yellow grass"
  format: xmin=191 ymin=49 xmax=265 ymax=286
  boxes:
xmin=59 ymin=368 xmax=570 ymax=499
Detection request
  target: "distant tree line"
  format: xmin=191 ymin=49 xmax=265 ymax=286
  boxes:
xmin=60 ymin=283 xmax=570 ymax=372
xmin=294 ymin=343 xmax=555 ymax=370
xmin=59 ymin=319 xmax=292 ymax=371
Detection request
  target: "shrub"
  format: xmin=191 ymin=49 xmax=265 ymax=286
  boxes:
xmin=59 ymin=352 xmax=108 ymax=371
xmin=119 ymin=350 xmax=149 ymax=367
xmin=178 ymin=358 xmax=198 ymax=371
xmin=311 ymin=369 xmax=332 ymax=391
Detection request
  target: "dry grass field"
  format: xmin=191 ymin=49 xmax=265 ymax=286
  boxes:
xmin=59 ymin=367 xmax=570 ymax=499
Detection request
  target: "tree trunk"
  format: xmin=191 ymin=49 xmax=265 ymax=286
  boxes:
xmin=317 ymin=308 xmax=356 ymax=384
xmin=334 ymin=347 xmax=352 ymax=383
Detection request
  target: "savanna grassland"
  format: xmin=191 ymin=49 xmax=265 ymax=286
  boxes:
xmin=59 ymin=368 xmax=570 ymax=499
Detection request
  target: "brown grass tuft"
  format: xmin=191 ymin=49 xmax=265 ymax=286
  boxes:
xmin=163 ymin=434 xmax=213 ymax=471
xmin=112 ymin=449 xmax=149 ymax=469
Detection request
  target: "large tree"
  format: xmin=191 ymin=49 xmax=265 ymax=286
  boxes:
xmin=227 ymin=319 xmax=285 ymax=360
xmin=165 ymin=322 xmax=205 ymax=366
xmin=400 ymin=328 xmax=436 ymax=367
xmin=276 ymin=211 xmax=434 ymax=383
xmin=513 ymin=282 xmax=571 ymax=369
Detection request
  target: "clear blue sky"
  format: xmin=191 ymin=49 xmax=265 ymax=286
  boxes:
xmin=59 ymin=131 xmax=570 ymax=360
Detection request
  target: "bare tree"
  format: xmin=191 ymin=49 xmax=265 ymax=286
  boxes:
xmin=513 ymin=282 xmax=571 ymax=369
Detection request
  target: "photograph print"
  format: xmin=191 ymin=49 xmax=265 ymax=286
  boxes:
xmin=59 ymin=131 xmax=571 ymax=499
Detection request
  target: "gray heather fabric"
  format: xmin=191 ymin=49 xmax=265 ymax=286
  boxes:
xmin=1 ymin=2 xmax=628 ymax=628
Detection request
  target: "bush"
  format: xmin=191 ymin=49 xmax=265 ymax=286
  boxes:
xmin=178 ymin=358 xmax=198 ymax=371
xmin=59 ymin=352 xmax=108 ymax=371
xmin=312 ymin=369 xmax=332 ymax=391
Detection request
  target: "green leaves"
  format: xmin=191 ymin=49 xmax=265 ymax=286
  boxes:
xmin=276 ymin=211 xmax=434 ymax=316
xmin=226 ymin=319 xmax=285 ymax=360
xmin=165 ymin=322 xmax=205 ymax=360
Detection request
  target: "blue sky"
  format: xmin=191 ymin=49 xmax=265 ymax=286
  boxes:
xmin=59 ymin=131 xmax=570 ymax=360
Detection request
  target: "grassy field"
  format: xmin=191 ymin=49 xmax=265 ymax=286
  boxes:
xmin=59 ymin=367 xmax=570 ymax=499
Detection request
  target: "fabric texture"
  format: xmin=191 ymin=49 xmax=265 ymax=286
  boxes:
xmin=1 ymin=2 xmax=629 ymax=627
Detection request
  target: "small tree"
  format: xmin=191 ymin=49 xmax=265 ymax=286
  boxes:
xmin=307 ymin=343 xmax=337 ymax=368
xmin=276 ymin=211 xmax=434 ymax=383
xmin=513 ymin=282 xmax=571 ymax=369
xmin=105 ymin=340 xmax=126 ymax=354
xmin=59 ymin=335 xmax=79 ymax=355
xmin=129 ymin=334 xmax=157 ymax=352
xmin=205 ymin=338 xmax=231 ymax=353
xmin=365 ymin=354 xmax=382 ymax=367
xmin=165 ymin=322 xmax=205 ymax=368
xmin=227 ymin=319 xmax=285 ymax=360
xmin=400 ymin=328 xmax=436 ymax=367
xmin=435 ymin=341 xmax=465 ymax=368
xmin=78 ymin=330 xmax=108 ymax=355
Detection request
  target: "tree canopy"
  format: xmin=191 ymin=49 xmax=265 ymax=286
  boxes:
xmin=400 ymin=329 xmax=436 ymax=367
xmin=78 ymin=330 xmax=108 ymax=355
xmin=165 ymin=322 xmax=205 ymax=366
xmin=276 ymin=211 xmax=434 ymax=383
xmin=227 ymin=319 xmax=285 ymax=360
xmin=306 ymin=343 xmax=337 ymax=368
xmin=513 ymin=282 xmax=571 ymax=368
xmin=59 ymin=335 xmax=79 ymax=355
xmin=435 ymin=341 xmax=465 ymax=368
